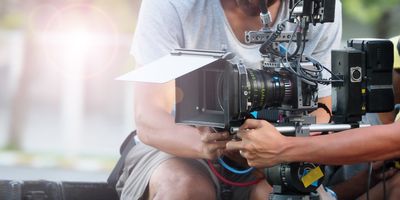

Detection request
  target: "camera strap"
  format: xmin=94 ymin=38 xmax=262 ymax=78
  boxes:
xmin=107 ymin=131 xmax=137 ymax=187
xmin=318 ymin=103 xmax=332 ymax=123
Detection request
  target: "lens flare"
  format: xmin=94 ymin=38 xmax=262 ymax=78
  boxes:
xmin=40 ymin=4 xmax=118 ymax=80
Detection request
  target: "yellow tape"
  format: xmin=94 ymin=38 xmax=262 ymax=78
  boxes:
xmin=301 ymin=166 xmax=324 ymax=188
xmin=395 ymin=161 xmax=400 ymax=169
xmin=390 ymin=36 xmax=399 ymax=69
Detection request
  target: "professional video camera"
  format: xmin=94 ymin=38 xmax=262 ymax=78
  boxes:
xmin=116 ymin=0 xmax=394 ymax=199
xmin=332 ymin=39 xmax=394 ymax=123
xmin=176 ymin=0 xmax=339 ymax=132
xmin=170 ymin=1 xmax=394 ymax=200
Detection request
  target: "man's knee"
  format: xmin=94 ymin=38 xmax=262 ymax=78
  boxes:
xmin=249 ymin=180 xmax=272 ymax=200
xmin=148 ymin=158 xmax=216 ymax=200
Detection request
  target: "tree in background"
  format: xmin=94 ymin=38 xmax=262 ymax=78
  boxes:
xmin=342 ymin=0 xmax=400 ymax=38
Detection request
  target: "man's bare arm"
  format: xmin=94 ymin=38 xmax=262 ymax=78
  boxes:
xmin=283 ymin=121 xmax=400 ymax=165
xmin=134 ymin=81 xmax=228 ymax=159
xmin=226 ymin=119 xmax=400 ymax=167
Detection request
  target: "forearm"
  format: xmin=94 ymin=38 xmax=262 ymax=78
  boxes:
xmin=280 ymin=122 xmax=400 ymax=165
xmin=136 ymin=107 xmax=204 ymax=159
xmin=134 ymin=81 xmax=205 ymax=159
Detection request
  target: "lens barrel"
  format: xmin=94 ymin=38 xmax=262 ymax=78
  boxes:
xmin=245 ymin=69 xmax=292 ymax=111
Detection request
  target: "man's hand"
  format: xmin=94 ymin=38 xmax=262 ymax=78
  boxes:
xmin=198 ymin=127 xmax=229 ymax=160
xmin=226 ymin=119 xmax=288 ymax=168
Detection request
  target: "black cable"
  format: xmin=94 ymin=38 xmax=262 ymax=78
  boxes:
xmin=382 ymin=161 xmax=387 ymax=200
xmin=281 ymin=17 xmax=338 ymax=85
xmin=290 ymin=32 xmax=302 ymax=57
xmin=367 ymin=162 xmax=372 ymax=200
xmin=318 ymin=103 xmax=332 ymax=123
xmin=289 ymin=0 xmax=303 ymax=20
xmin=285 ymin=28 xmax=302 ymax=59
xmin=261 ymin=2 xmax=344 ymax=86
xmin=304 ymin=56 xmax=344 ymax=84
xmin=283 ymin=10 xmax=304 ymax=61
xmin=259 ymin=23 xmax=285 ymax=55
xmin=281 ymin=61 xmax=318 ymax=86
xmin=259 ymin=0 xmax=268 ymax=14
xmin=300 ymin=22 xmax=309 ymax=56
xmin=282 ymin=59 xmax=341 ymax=85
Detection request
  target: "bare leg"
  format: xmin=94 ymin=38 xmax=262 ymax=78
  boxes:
xmin=388 ymin=173 xmax=400 ymax=200
xmin=249 ymin=180 xmax=273 ymax=200
xmin=146 ymin=158 xmax=216 ymax=200
xmin=357 ymin=173 xmax=400 ymax=200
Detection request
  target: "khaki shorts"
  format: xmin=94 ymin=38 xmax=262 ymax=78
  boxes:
xmin=116 ymin=142 xmax=256 ymax=200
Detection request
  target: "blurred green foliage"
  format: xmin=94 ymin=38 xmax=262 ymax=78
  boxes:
xmin=342 ymin=0 xmax=400 ymax=37
xmin=342 ymin=0 xmax=400 ymax=24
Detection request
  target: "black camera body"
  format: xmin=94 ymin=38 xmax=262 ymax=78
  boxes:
xmin=173 ymin=0 xmax=394 ymax=197
xmin=332 ymin=39 xmax=394 ymax=123
xmin=175 ymin=39 xmax=395 ymax=130
xmin=174 ymin=39 xmax=395 ymax=200
xmin=175 ymin=0 xmax=343 ymax=133
xmin=175 ymin=50 xmax=319 ymax=130
xmin=289 ymin=0 xmax=336 ymax=25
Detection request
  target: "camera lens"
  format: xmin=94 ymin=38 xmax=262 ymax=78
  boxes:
xmin=246 ymin=69 xmax=292 ymax=111
xmin=265 ymin=163 xmax=324 ymax=194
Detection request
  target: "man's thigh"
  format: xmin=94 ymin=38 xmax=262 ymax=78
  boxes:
xmin=249 ymin=179 xmax=272 ymax=200
xmin=356 ymin=172 xmax=400 ymax=200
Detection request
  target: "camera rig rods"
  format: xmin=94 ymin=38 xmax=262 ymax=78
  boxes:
xmin=230 ymin=124 xmax=370 ymax=135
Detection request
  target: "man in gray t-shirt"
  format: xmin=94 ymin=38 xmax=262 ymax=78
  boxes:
xmin=117 ymin=0 xmax=342 ymax=199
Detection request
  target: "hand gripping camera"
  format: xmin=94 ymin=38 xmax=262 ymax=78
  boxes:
xmin=171 ymin=1 xmax=394 ymax=200
xmin=118 ymin=0 xmax=394 ymax=199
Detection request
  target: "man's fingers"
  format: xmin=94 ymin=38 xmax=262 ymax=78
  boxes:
xmin=226 ymin=141 xmax=244 ymax=151
xmin=236 ymin=129 xmax=249 ymax=139
xmin=201 ymin=132 xmax=229 ymax=143
xmin=207 ymin=141 xmax=228 ymax=151
xmin=240 ymin=119 xmax=260 ymax=130
xmin=240 ymin=119 xmax=271 ymax=130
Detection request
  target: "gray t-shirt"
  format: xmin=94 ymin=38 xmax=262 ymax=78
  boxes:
xmin=131 ymin=0 xmax=342 ymax=97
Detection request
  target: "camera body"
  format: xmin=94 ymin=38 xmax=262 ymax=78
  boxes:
xmin=173 ymin=1 xmax=394 ymax=197
xmin=289 ymin=0 xmax=336 ymax=24
xmin=175 ymin=50 xmax=319 ymax=130
xmin=175 ymin=38 xmax=395 ymax=129
xmin=173 ymin=39 xmax=394 ymax=200
xmin=175 ymin=0 xmax=344 ymax=132
xmin=332 ymin=39 xmax=394 ymax=123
